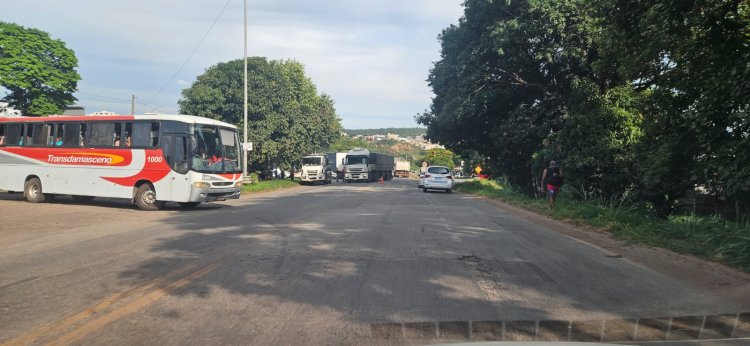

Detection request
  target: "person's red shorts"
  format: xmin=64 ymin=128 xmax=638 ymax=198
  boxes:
xmin=547 ymin=184 xmax=560 ymax=196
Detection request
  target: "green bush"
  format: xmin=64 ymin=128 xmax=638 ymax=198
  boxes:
xmin=242 ymin=179 xmax=299 ymax=194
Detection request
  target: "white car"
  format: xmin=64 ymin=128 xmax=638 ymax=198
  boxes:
xmin=422 ymin=166 xmax=453 ymax=193
xmin=418 ymin=172 xmax=426 ymax=188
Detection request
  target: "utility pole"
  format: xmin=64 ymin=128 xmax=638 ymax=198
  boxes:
xmin=131 ymin=95 xmax=137 ymax=115
xmin=243 ymin=0 xmax=249 ymax=182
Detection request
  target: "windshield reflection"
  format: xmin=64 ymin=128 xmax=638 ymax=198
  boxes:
xmin=191 ymin=125 xmax=241 ymax=173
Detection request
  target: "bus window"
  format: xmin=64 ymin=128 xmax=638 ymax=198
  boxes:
xmin=80 ymin=123 xmax=88 ymax=146
xmin=18 ymin=124 xmax=34 ymax=146
xmin=30 ymin=123 xmax=47 ymax=146
xmin=113 ymin=123 xmax=122 ymax=146
xmin=162 ymin=121 xmax=188 ymax=133
xmin=89 ymin=123 xmax=114 ymax=147
xmin=131 ymin=122 xmax=150 ymax=147
xmin=5 ymin=124 xmax=21 ymax=146
xmin=0 ymin=124 xmax=5 ymax=145
xmin=123 ymin=122 xmax=133 ymax=147
xmin=62 ymin=123 xmax=81 ymax=147
xmin=174 ymin=136 xmax=189 ymax=174
xmin=53 ymin=124 xmax=64 ymax=146
xmin=150 ymin=122 xmax=160 ymax=146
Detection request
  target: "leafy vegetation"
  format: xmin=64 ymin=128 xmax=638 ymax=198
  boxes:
xmin=455 ymin=180 xmax=750 ymax=272
xmin=241 ymin=179 xmax=299 ymax=194
xmin=419 ymin=0 xmax=749 ymax=218
xmin=423 ymin=148 xmax=456 ymax=168
xmin=343 ymin=127 xmax=425 ymax=137
xmin=0 ymin=22 xmax=80 ymax=116
xmin=179 ymin=57 xmax=341 ymax=173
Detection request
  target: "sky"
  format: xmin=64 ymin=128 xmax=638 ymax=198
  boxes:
xmin=2 ymin=0 xmax=464 ymax=129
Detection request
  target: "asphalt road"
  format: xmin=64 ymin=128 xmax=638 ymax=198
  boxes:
xmin=0 ymin=179 xmax=748 ymax=345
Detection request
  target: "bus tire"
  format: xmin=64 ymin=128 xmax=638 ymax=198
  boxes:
xmin=24 ymin=177 xmax=46 ymax=203
xmin=135 ymin=184 xmax=165 ymax=211
xmin=178 ymin=202 xmax=201 ymax=208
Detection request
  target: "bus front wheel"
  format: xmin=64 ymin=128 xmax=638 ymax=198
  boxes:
xmin=135 ymin=184 xmax=166 ymax=211
xmin=24 ymin=177 xmax=46 ymax=203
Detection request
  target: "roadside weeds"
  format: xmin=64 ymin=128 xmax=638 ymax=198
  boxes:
xmin=241 ymin=180 xmax=300 ymax=194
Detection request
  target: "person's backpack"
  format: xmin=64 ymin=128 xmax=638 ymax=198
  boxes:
xmin=546 ymin=167 xmax=564 ymax=186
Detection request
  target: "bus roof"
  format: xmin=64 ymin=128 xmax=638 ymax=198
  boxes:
xmin=0 ymin=114 xmax=238 ymax=129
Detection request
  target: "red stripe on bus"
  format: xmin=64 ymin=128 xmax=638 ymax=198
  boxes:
xmin=0 ymin=148 xmax=133 ymax=166
xmin=100 ymin=150 xmax=171 ymax=186
xmin=0 ymin=116 xmax=135 ymax=122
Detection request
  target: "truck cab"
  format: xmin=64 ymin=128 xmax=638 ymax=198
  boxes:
xmin=343 ymin=148 xmax=394 ymax=183
xmin=300 ymin=154 xmax=332 ymax=184
xmin=343 ymin=148 xmax=370 ymax=182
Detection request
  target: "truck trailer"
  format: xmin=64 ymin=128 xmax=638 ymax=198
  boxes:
xmin=394 ymin=157 xmax=410 ymax=178
xmin=343 ymin=148 xmax=394 ymax=183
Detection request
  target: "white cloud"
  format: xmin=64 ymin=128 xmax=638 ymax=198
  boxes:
xmin=1 ymin=0 xmax=464 ymax=128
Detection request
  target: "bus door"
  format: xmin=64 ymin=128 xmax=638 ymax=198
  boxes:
xmin=160 ymin=134 xmax=190 ymax=201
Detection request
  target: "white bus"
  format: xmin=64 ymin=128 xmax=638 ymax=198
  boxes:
xmin=0 ymin=114 xmax=243 ymax=210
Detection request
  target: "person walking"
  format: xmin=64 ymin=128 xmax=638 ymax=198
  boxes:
xmin=541 ymin=160 xmax=564 ymax=209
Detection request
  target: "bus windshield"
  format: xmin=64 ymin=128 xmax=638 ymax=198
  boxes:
xmin=191 ymin=125 xmax=241 ymax=173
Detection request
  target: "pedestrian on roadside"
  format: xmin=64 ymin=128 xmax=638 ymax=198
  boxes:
xmin=541 ymin=160 xmax=564 ymax=209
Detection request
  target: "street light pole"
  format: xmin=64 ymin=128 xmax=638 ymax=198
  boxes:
xmin=243 ymin=0 xmax=249 ymax=181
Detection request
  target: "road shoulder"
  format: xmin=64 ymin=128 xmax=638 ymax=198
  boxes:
xmin=463 ymin=193 xmax=750 ymax=306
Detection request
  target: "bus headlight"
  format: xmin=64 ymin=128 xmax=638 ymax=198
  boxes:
xmin=192 ymin=182 xmax=211 ymax=188
xmin=235 ymin=181 xmax=243 ymax=187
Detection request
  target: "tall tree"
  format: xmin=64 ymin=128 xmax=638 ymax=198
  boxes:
xmin=422 ymin=148 xmax=456 ymax=169
xmin=0 ymin=22 xmax=80 ymax=116
xmin=419 ymin=0 xmax=606 ymax=193
xmin=599 ymin=0 xmax=750 ymax=212
xmin=178 ymin=57 xmax=342 ymax=171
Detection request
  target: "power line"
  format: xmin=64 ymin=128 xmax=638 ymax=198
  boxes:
xmin=76 ymin=90 xmax=131 ymax=103
xmin=143 ymin=0 xmax=233 ymax=111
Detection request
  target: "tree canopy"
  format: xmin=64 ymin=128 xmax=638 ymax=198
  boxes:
xmin=0 ymin=22 xmax=80 ymax=116
xmin=419 ymin=0 xmax=750 ymax=216
xmin=422 ymin=148 xmax=456 ymax=169
xmin=179 ymin=57 xmax=342 ymax=171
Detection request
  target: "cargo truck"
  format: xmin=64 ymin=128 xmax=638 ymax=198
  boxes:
xmin=394 ymin=158 xmax=410 ymax=178
xmin=343 ymin=148 xmax=394 ymax=183
xmin=326 ymin=152 xmax=347 ymax=180
xmin=300 ymin=153 xmax=332 ymax=184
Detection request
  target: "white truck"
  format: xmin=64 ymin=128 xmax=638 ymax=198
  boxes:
xmin=394 ymin=157 xmax=410 ymax=178
xmin=343 ymin=148 xmax=394 ymax=183
xmin=300 ymin=153 xmax=332 ymax=184
xmin=326 ymin=152 xmax=347 ymax=180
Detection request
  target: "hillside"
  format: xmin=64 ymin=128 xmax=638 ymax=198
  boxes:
xmin=344 ymin=127 xmax=426 ymax=137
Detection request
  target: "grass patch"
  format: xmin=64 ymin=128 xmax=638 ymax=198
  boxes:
xmin=241 ymin=179 xmax=300 ymax=194
xmin=455 ymin=180 xmax=750 ymax=272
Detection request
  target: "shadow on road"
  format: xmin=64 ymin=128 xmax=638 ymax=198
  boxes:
xmin=113 ymin=179 xmax=750 ymax=343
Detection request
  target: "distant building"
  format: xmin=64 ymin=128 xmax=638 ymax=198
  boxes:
xmin=62 ymin=106 xmax=85 ymax=116
xmin=386 ymin=133 xmax=399 ymax=140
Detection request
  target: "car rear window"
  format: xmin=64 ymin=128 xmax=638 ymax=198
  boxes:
xmin=428 ymin=167 xmax=450 ymax=174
